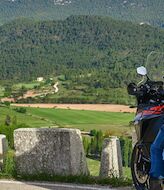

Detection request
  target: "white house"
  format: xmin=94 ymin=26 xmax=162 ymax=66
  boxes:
xmin=37 ymin=77 xmax=44 ymax=82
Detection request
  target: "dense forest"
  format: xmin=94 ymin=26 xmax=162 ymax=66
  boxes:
xmin=0 ymin=0 xmax=164 ymax=27
xmin=0 ymin=16 xmax=164 ymax=104
xmin=0 ymin=16 xmax=164 ymax=84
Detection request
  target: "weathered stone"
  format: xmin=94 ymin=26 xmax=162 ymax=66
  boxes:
xmin=14 ymin=128 xmax=89 ymax=176
xmin=0 ymin=135 xmax=8 ymax=170
xmin=99 ymin=137 xmax=123 ymax=178
xmin=132 ymin=130 xmax=138 ymax=148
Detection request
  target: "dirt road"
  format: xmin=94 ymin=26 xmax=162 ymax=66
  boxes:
xmin=12 ymin=104 xmax=136 ymax=113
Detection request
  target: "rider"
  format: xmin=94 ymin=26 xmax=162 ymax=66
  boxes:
xmin=150 ymin=125 xmax=164 ymax=188
xmin=149 ymin=83 xmax=164 ymax=189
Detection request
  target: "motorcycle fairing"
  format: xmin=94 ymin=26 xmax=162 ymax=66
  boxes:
xmin=134 ymin=104 xmax=164 ymax=124
xmin=134 ymin=115 xmax=164 ymax=159
xmin=141 ymin=117 xmax=164 ymax=143
xmin=134 ymin=105 xmax=164 ymax=145
xmin=142 ymin=105 xmax=164 ymax=115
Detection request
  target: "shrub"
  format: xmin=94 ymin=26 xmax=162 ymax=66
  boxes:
xmin=120 ymin=137 xmax=132 ymax=167
xmin=5 ymin=115 xmax=11 ymax=126
xmin=3 ymin=101 xmax=11 ymax=107
xmin=83 ymin=137 xmax=90 ymax=156
xmin=2 ymin=150 xmax=16 ymax=177
xmin=0 ymin=123 xmax=28 ymax=148
xmin=14 ymin=107 xmax=27 ymax=114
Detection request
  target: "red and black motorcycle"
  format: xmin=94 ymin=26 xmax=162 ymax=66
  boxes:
xmin=128 ymin=63 xmax=164 ymax=189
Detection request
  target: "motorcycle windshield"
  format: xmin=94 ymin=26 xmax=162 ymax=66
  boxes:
xmin=145 ymin=52 xmax=164 ymax=82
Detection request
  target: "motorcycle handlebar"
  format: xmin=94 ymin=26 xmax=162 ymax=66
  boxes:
xmin=127 ymin=80 xmax=164 ymax=97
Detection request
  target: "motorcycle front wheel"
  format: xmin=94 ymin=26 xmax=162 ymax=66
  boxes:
xmin=131 ymin=143 xmax=150 ymax=190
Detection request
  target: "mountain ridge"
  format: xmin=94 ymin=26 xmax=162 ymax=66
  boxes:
xmin=0 ymin=0 xmax=164 ymax=27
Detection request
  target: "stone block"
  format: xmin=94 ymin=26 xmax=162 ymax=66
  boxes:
xmin=132 ymin=130 xmax=138 ymax=148
xmin=99 ymin=137 xmax=123 ymax=178
xmin=14 ymin=128 xmax=89 ymax=176
xmin=0 ymin=135 xmax=8 ymax=170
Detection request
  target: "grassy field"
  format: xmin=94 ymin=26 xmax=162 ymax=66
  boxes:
xmin=13 ymin=82 xmax=40 ymax=90
xmin=0 ymin=106 xmax=134 ymax=135
xmin=0 ymin=106 xmax=51 ymax=127
xmin=25 ymin=107 xmax=134 ymax=135
xmin=87 ymin=158 xmax=131 ymax=179
xmin=87 ymin=158 xmax=100 ymax=176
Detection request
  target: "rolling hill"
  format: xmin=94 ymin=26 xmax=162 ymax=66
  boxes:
xmin=0 ymin=16 xmax=164 ymax=103
xmin=0 ymin=0 xmax=164 ymax=27
xmin=0 ymin=16 xmax=164 ymax=83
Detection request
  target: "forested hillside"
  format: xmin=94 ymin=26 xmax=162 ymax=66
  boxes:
xmin=0 ymin=0 xmax=164 ymax=27
xmin=0 ymin=16 xmax=164 ymax=87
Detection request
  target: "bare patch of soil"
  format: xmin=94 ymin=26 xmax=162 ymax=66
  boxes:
xmin=12 ymin=104 xmax=136 ymax=113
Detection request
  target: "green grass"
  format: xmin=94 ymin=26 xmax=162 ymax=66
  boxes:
xmin=124 ymin=167 xmax=132 ymax=179
xmin=13 ymin=82 xmax=40 ymax=90
xmin=87 ymin=158 xmax=100 ymax=176
xmin=0 ymin=106 xmax=52 ymax=127
xmin=26 ymin=107 xmax=134 ymax=134
xmin=87 ymin=158 xmax=131 ymax=179
xmin=0 ymin=106 xmax=134 ymax=135
xmin=2 ymin=150 xmax=16 ymax=177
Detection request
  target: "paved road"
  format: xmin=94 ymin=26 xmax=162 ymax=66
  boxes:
xmin=0 ymin=180 xmax=132 ymax=190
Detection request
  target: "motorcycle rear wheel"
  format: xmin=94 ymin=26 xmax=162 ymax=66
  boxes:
xmin=131 ymin=143 xmax=150 ymax=190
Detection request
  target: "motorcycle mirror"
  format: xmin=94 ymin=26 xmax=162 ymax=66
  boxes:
xmin=137 ymin=66 xmax=147 ymax=76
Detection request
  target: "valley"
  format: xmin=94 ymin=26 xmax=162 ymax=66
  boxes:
xmin=0 ymin=1 xmax=163 ymax=188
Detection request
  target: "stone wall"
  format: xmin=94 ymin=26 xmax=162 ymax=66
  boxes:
xmin=14 ymin=128 xmax=89 ymax=176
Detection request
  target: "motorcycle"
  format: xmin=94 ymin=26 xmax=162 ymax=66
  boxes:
xmin=127 ymin=58 xmax=164 ymax=190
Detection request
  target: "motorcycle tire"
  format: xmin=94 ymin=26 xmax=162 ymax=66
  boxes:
xmin=131 ymin=143 xmax=150 ymax=190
